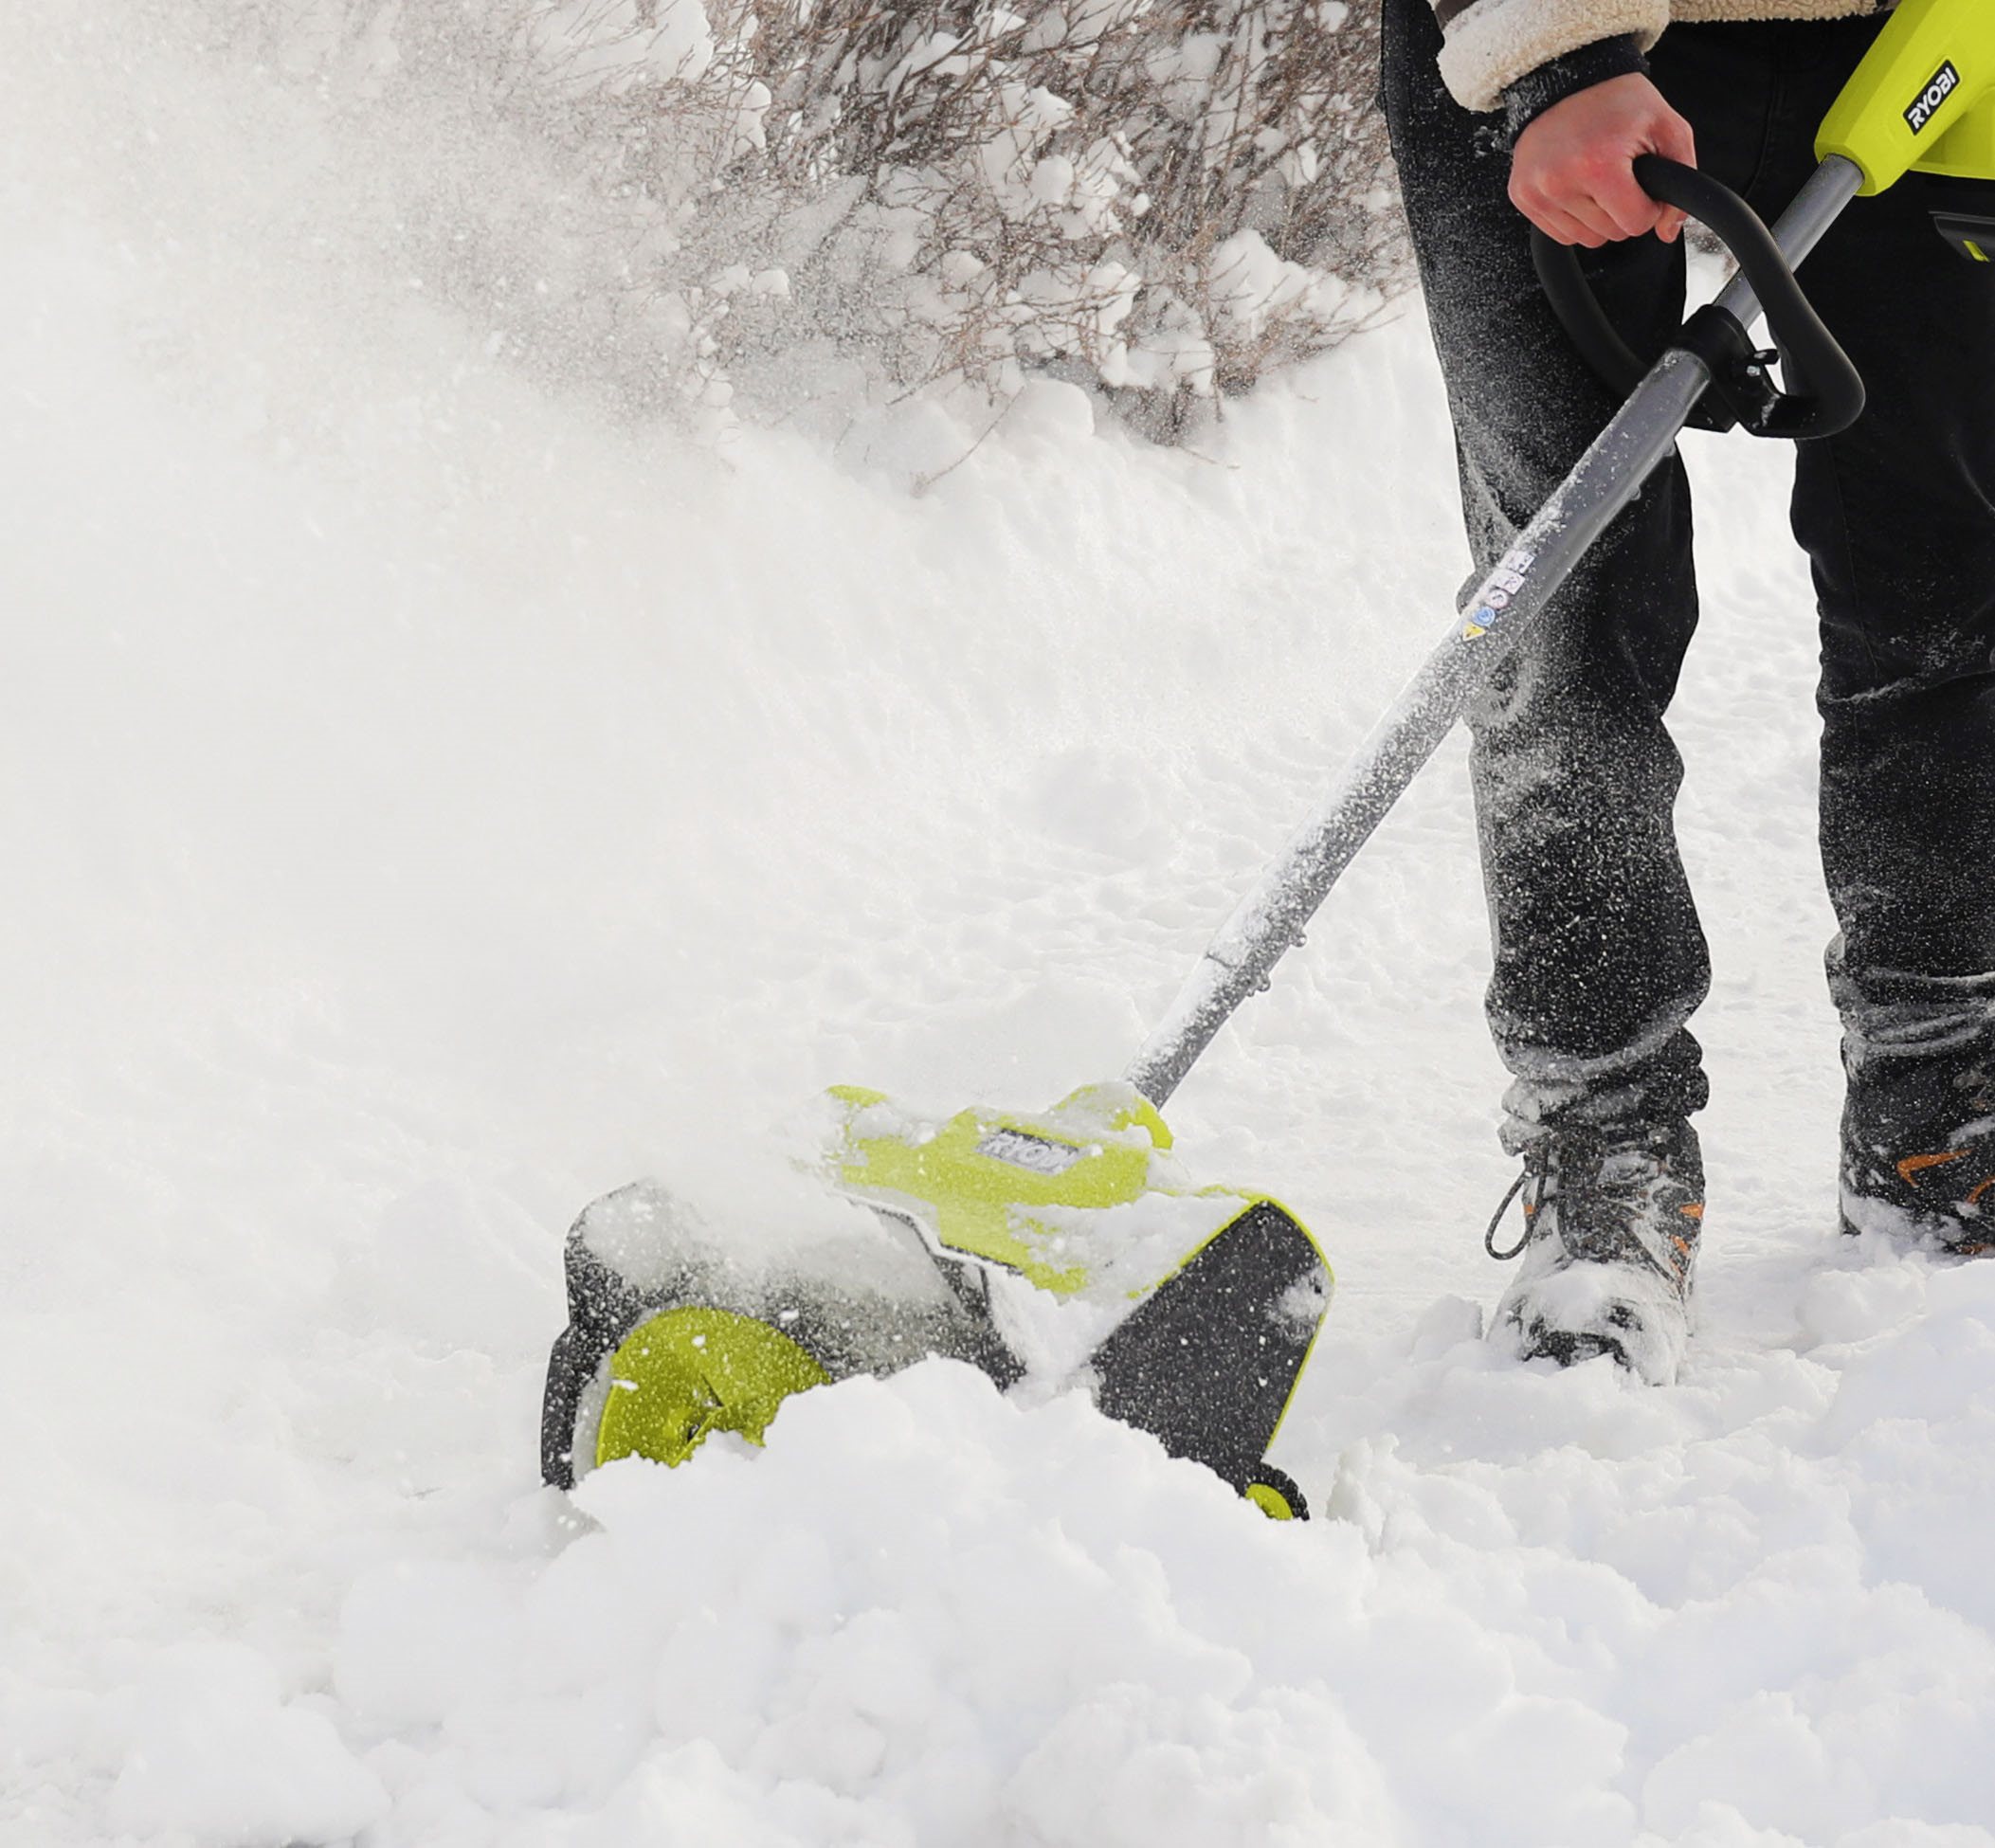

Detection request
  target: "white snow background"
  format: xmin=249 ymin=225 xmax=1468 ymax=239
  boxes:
xmin=7 ymin=9 xmax=1995 ymax=1848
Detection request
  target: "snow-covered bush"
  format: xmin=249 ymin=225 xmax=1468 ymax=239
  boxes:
xmin=726 ymin=0 xmax=1408 ymax=437
xmin=202 ymin=0 xmax=1406 ymax=446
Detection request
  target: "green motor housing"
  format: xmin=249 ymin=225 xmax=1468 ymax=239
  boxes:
xmin=1816 ymin=0 xmax=1995 ymax=194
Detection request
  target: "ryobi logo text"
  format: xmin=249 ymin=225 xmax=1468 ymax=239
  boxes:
xmin=1906 ymin=61 xmax=1960 ymax=136
xmin=977 ymin=1129 xmax=1083 ymax=1175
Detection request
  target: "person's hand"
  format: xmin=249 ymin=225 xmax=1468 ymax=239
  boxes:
xmin=1510 ymin=73 xmax=1697 ymax=248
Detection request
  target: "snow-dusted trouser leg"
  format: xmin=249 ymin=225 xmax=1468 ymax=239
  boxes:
xmin=1670 ymin=16 xmax=1995 ymax=1143
xmin=1793 ymin=132 xmax=1995 ymax=1144
xmin=1381 ymin=0 xmax=1714 ymax=1151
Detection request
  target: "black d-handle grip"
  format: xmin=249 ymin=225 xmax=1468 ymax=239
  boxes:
xmin=1530 ymin=154 xmax=1864 ymax=440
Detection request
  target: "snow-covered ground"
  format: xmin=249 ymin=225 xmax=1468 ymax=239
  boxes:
xmin=8 ymin=12 xmax=1995 ymax=1848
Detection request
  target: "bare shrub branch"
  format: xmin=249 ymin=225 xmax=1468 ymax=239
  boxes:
xmin=203 ymin=0 xmax=1411 ymax=444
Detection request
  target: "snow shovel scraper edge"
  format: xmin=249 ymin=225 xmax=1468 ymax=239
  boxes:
xmin=540 ymin=0 xmax=1995 ymax=1521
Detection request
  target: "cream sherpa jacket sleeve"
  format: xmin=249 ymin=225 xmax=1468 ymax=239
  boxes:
xmin=1434 ymin=0 xmax=1887 ymax=114
xmin=1434 ymin=0 xmax=1671 ymax=111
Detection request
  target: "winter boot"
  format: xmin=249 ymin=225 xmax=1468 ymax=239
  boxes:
xmin=1841 ymin=1055 xmax=1995 ymax=1251
xmin=1484 ymin=1121 xmax=1704 ymax=1386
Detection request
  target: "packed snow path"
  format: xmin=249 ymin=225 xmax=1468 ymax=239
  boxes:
xmin=6 ymin=15 xmax=1994 ymax=1848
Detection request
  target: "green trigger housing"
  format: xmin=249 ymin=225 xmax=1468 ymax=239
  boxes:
xmin=1813 ymin=0 xmax=1995 ymax=259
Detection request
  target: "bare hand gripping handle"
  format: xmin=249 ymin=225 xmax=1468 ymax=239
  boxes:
xmin=1532 ymin=156 xmax=1865 ymax=441
xmin=1123 ymin=156 xmax=1867 ymax=1109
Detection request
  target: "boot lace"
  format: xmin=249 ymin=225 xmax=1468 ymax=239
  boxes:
xmin=1484 ymin=1144 xmax=1556 ymax=1261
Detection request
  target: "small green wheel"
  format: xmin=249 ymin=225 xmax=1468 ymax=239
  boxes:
xmin=1235 ymin=1458 xmax=1308 ymax=1521
xmin=1193 ymin=1449 xmax=1309 ymax=1520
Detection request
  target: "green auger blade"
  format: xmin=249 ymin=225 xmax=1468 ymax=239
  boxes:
xmin=594 ymin=1306 xmax=830 ymax=1471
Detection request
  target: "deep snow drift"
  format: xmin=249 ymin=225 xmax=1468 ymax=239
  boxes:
xmin=6 ymin=10 xmax=1995 ymax=1848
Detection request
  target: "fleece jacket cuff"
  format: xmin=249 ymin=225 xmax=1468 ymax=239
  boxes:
xmin=1503 ymin=35 xmax=1652 ymax=146
xmin=1438 ymin=0 xmax=1666 ymax=112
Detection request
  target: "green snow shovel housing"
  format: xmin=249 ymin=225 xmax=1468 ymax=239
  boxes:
xmin=541 ymin=0 xmax=1995 ymax=1519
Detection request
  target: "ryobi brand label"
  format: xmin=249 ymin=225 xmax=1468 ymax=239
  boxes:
xmin=977 ymin=1128 xmax=1084 ymax=1175
xmin=1907 ymin=61 xmax=1961 ymax=136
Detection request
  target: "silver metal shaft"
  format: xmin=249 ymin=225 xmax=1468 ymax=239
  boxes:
xmin=1124 ymin=156 xmax=1864 ymax=1109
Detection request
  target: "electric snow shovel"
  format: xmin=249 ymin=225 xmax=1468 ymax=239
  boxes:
xmin=541 ymin=0 xmax=1995 ymax=1518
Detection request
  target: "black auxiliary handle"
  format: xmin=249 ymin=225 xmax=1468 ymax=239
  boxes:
xmin=1531 ymin=154 xmax=1865 ymax=441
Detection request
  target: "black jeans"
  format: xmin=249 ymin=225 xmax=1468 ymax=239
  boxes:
xmin=1380 ymin=0 xmax=1995 ymax=1153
